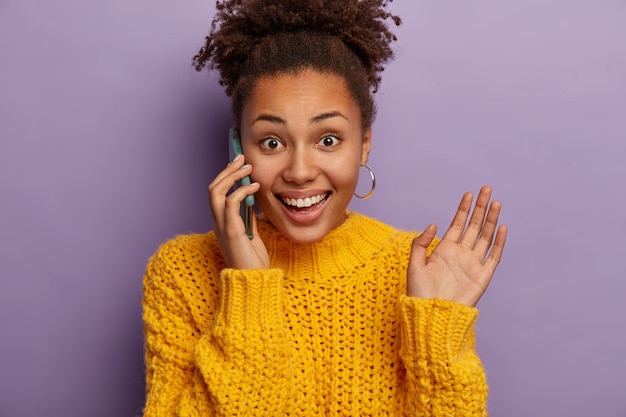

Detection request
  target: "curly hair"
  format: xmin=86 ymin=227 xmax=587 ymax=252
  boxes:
xmin=193 ymin=0 xmax=401 ymax=129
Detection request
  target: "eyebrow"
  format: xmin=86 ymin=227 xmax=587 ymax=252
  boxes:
xmin=251 ymin=111 xmax=350 ymax=125
xmin=252 ymin=114 xmax=286 ymax=125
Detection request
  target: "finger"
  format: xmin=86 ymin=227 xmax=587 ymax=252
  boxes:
xmin=459 ymin=185 xmax=493 ymax=247
xmin=208 ymin=163 xmax=253 ymax=213
xmin=208 ymin=164 xmax=254 ymax=233
xmin=249 ymin=204 xmax=261 ymax=240
xmin=410 ymin=224 xmax=437 ymax=266
xmin=474 ymin=200 xmax=502 ymax=258
xmin=483 ymin=225 xmax=508 ymax=270
xmin=441 ymin=192 xmax=473 ymax=242
xmin=209 ymin=154 xmax=245 ymax=189
xmin=222 ymin=182 xmax=260 ymax=237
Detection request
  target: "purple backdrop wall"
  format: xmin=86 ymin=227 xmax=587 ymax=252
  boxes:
xmin=1 ymin=1 xmax=625 ymax=416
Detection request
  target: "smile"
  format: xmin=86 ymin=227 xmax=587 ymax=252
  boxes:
xmin=279 ymin=193 xmax=330 ymax=209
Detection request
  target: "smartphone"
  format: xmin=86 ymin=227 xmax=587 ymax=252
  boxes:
xmin=229 ymin=128 xmax=255 ymax=239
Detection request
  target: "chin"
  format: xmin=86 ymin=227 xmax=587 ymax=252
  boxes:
xmin=277 ymin=224 xmax=332 ymax=244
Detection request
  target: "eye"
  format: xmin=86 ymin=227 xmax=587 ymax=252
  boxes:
xmin=318 ymin=134 xmax=340 ymax=148
xmin=260 ymin=137 xmax=284 ymax=150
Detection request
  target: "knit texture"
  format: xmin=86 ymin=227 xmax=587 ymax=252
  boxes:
xmin=142 ymin=212 xmax=488 ymax=416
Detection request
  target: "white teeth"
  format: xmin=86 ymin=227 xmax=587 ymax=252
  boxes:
xmin=282 ymin=194 xmax=327 ymax=208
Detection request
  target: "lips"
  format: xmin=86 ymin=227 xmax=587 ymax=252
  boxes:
xmin=280 ymin=193 xmax=329 ymax=209
xmin=272 ymin=190 xmax=332 ymax=226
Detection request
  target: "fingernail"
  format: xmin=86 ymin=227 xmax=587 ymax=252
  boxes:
xmin=232 ymin=154 xmax=243 ymax=162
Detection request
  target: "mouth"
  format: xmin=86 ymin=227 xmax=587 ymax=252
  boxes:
xmin=278 ymin=192 xmax=330 ymax=212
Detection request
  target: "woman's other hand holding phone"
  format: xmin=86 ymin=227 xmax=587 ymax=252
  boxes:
xmin=407 ymin=186 xmax=508 ymax=307
xmin=208 ymin=154 xmax=270 ymax=269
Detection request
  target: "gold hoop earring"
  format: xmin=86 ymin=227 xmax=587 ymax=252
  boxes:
xmin=354 ymin=164 xmax=376 ymax=199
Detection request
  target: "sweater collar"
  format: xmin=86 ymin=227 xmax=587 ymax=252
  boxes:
xmin=257 ymin=211 xmax=396 ymax=285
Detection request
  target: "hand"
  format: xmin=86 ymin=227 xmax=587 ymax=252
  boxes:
xmin=407 ymin=186 xmax=508 ymax=307
xmin=208 ymin=154 xmax=270 ymax=269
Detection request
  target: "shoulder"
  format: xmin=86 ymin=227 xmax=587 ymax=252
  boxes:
xmin=348 ymin=211 xmax=439 ymax=257
xmin=144 ymin=231 xmax=225 ymax=287
xmin=143 ymin=232 xmax=225 ymax=335
xmin=149 ymin=231 xmax=222 ymax=263
xmin=143 ymin=231 xmax=225 ymax=327
xmin=348 ymin=211 xmax=416 ymax=240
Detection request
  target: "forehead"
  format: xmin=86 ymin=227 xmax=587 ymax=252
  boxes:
xmin=242 ymin=70 xmax=361 ymax=122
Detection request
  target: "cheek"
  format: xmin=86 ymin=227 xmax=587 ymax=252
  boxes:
xmin=329 ymin=154 xmax=361 ymax=186
xmin=249 ymin=169 xmax=275 ymax=212
xmin=249 ymin=161 xmax=277 ymax=190
xmin=326 ymin=165 xmax=360 ymax=195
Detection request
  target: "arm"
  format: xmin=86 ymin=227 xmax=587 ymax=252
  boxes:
xmin=194 ymin=268 xmax=295 ymax=415
xmin=399 ymin=186 xmax=507 ymax=415
xmin=399 ymin=296 xmax=487 ymax=417
xmin=142 ymin=242 xmax=294 ymax=416
xmin=142 ymin=246 xmax=198 ymax=417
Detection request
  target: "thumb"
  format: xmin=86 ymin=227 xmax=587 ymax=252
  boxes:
xmin=250 ymin=208 xmax=261 ymax=239
xmin=411 ymin=224 xmax=437 ymax=265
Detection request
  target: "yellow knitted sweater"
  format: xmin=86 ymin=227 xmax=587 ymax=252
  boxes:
xmin=142 ymin=212 xmax=488 ymax=416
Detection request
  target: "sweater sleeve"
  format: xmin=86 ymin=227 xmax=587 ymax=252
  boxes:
xmin=142 ymin=242 xmax=294 ymax=417
xmin=398 ymin=296 xmax=488 ymax=417
xmin=194 ymin=268 xmax=295 ymax=415
xmin=142 ymin=246 xmax=197 ymax=417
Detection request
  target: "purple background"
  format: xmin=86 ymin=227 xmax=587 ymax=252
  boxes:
xmin=1 ymin=1 xmax=625 ymax=416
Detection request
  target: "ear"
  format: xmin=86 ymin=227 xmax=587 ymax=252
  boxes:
xmin=360 ymin=127 xmax=372 ymax=165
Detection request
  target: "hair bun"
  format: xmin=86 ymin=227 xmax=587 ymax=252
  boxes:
xmin=194 ymin=0 xmax=401 ymax=94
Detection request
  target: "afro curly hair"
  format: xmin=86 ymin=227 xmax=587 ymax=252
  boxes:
xmin=193 ymin=0 xmax=401 ymax=129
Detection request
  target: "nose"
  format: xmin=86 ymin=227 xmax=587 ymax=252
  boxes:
xmin=282 ymin=148 xmax=319 ymax=185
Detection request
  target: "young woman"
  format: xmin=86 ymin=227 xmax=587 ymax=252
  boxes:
xmin=142 ymin=1 xmax=508 ymax=416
